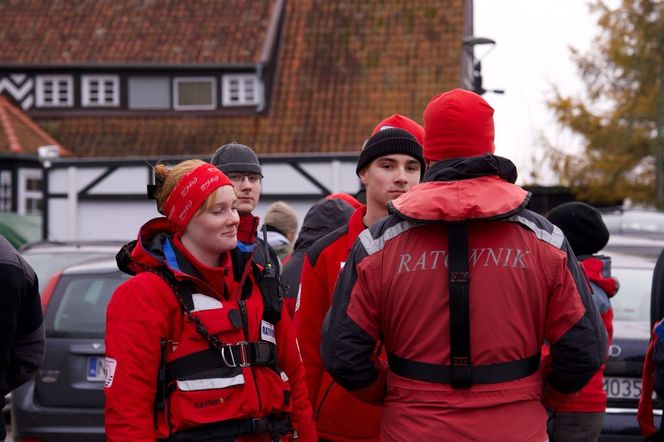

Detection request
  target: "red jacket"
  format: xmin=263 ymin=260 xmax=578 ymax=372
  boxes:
xmin=295 ymin=206 xmax=382 ymax=442
xmin=638 ymin=320 xmax=664 ymax=438
xmin=105 ymin=218 xmax=316 ymax=441
xmin=543 ymin=255 xmax=617 ymax=412
xmin=322 ymin=157 xmax=607 ymax=442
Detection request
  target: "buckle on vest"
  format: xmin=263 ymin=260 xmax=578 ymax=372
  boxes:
xmin=237 ymin=341 xmax=250 ymax=367
xmin=221 ymin=344 xmax=237 ymax=367
xmin=451 ymin=356 xmax=472 ymax=389
xmin=450 ymin=272 xmax=470 ymax=283
xmin=220 ymin=341 xmax=251 ymax=368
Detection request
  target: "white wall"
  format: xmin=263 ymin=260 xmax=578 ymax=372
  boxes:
xmin=45 ymin=157 xmax=361 ymax=241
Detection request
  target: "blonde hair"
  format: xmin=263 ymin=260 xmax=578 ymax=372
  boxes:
xmin=154 ymin=159 xmax=220 ymax=216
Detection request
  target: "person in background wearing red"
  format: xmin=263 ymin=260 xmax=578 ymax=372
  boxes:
xmin=295 ymin=114 xmax=425 ymax=442
xmin=281 ymin=194 xmax=360 ymax=318
xmin=546 ymin=201 xmax=618 ymax=441
xmin=322 ymin=89 xmax=607 ymax=442
xmin=104 ymin=159 xmax=316 ymax=441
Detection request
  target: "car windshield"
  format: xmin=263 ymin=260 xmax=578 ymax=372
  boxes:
xmin=52 ymin=274 xmax=126 ymax=335
xmin=22 ymin=252 xmax=116 ymax=292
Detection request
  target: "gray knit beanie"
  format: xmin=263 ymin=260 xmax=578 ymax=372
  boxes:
xmin=211 ymin=142 xmax=263 ymax=176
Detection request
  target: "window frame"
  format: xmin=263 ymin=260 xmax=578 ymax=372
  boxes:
xmin=127 ymin=76 xmax=171 ymax=110
xmin=173 ymin=76 xmax=216 ymax=111
xmin=222 ymin=74 xmax=262 ymax=107
xmin=81 ymin=75 xmax=120 ymax=107
xmin=0 ymin=170 xmax=12 ymax=212
xmin=17 ymin=168 xmax=42 ymax=215
xmin=35 ymin=75 xmax=74 ymax=107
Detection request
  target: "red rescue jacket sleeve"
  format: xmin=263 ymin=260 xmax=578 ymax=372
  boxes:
xmin=638 ymin=323 xmax=659 ymax=438
xmin=544 ymin=247 xmax=607 ymax=395
xmin=104 ymin=274 xmax=173 ymax=442
xmin=275 ymin=308 xmax=317 ymax=441
xmin=321 ymin=238 xmax=386 ymax=404
xmin=294 ymin=254 xmax=329 ymax=408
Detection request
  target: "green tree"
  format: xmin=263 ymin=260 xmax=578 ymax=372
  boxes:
xmin=547 ymin=0 xmax=664 ymax=206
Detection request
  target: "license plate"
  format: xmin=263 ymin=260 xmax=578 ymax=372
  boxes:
xmin=603 ymin=376 xmax=641 ymax=399
xmin=87 ymin=356 xmax=106 ymax=382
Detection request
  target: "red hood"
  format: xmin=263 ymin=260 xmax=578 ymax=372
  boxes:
xmin=580 ymin=256 xmax=619 ymax=298
xmin=122 ymin=217 xmax=233 ymax=298
xmin=389 ymin=175 xmax=529 ymax=222
xmin=122 ymin=217 xmax=175 ymax=274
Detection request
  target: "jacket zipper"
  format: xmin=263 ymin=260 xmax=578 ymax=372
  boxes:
xmin=239 ymin=299 xmax=262 ymax=412
xmin=315 ymin=379 xmax=336 ymax=421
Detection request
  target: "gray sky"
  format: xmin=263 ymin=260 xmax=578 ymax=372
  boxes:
xmin=474 ymin=0 xmax=600 ymax=184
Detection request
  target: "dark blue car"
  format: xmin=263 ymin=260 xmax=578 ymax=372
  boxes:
xmin=599 ymin=230 xmax=664 ymax=440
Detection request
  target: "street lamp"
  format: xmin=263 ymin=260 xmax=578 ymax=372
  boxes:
xmin=462 ymin=36 xmax=504 ymax=96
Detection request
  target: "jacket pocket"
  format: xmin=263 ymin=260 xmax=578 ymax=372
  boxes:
xmin=168 ymin=366 xmax=257 ymax=431
xmin=254 ymin=366 xmax=292 ymax=416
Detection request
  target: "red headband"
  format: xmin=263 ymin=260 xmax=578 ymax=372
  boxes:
xmin=162 ymin=163 xmax=233 ymax=230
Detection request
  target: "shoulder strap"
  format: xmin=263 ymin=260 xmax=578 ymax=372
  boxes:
xmin=447 ymin=222 xmax=472 ymax=389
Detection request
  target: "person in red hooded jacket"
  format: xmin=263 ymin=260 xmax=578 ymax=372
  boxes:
xmin=104 ymin=159 xmax=316 ymax=441
xmin=295 ymin=114 xmax=425 ymax=442
xmin=322 ymin=89 xmax=607 ymax=442
xmin=638 ymin=318 xmax=664 ymax=440
xmin=546 ymin=201 xmax=618 ymax=441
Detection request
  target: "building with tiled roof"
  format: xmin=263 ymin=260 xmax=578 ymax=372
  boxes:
xmin=0 ymin=0 xmax=473 ymax=158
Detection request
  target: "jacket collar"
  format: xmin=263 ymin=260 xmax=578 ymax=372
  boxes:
xmin=422 ymin=154 xmax=518 ymax=184
xmin=389 ymin=155 xmax=529 ymax=223
xmin=347 ymin=205 xmax=368 ymax=249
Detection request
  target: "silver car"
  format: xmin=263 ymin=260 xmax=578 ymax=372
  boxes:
xmin=11 ymin=258 xmax=128 ymax=441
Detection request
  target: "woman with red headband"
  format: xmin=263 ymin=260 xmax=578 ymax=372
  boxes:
xmin=104 ymin=160 xmax=316 ymax=441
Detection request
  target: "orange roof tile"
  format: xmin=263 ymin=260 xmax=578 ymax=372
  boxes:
xmin=0 ymin=0 xmax=276 ymax=65
xmin=8 ymin=0 xmax=469 ymax=157
xmin=0 ymin=96 xmax=69 ymax=155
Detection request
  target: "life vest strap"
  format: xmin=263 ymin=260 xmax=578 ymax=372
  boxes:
xmin=447 ymin=222 xmax=472 ymax=388
xmin=166 ymin=342 xmax=277 ymax=381
xmin=387 ymin=352 xmax=540 ymax=385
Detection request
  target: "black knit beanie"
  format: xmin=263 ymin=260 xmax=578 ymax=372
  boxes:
xmin=355 ymin=128 xmax=425 ymax=178
xmin=210 ymin=142 xmax=263 ymax=176
xmin=547 ymin=202 xmax=609 ymax=256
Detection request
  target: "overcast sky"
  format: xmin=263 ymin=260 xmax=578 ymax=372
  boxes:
xmin=474 ymin=0 xmax=601 ymax=184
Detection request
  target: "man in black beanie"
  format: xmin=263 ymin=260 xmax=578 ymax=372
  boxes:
xmin=295 ymin=126 xmax=424 ymax=441
xmin=211 ymin=142 xmax=280 ymax=272
xmin=546 ymin=201 xmax=618 ymax=442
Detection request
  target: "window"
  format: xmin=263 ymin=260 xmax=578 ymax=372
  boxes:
xmin=128 ymin=77 xmax=170 ymax=109
xmin=173 ymin=77 xmax=215 ymax=110
xmin=53 ymin=275 xmax=127 ymax=335
xmin=82 ymin=75 xmax=119 ymax=107
xmin=0 ymin=171 xmax=11 ymax=212
xmin=18 ymin=169 xmax=42 ymax=215
xmin=222 ymin=74 xmax=262 ymax=106
xmin=36 ymin=75 xmax=73 ymax=107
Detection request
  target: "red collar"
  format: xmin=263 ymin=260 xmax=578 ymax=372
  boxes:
xmin=580 ymin=256 xmax=619 ymax=298
xmin=237 ymin=213 xmax=260 ymax=244
xmin=346 ymin=205 xmax=368 ymax=251
xmin=172 ymin=234 xmax=236 ymax=300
